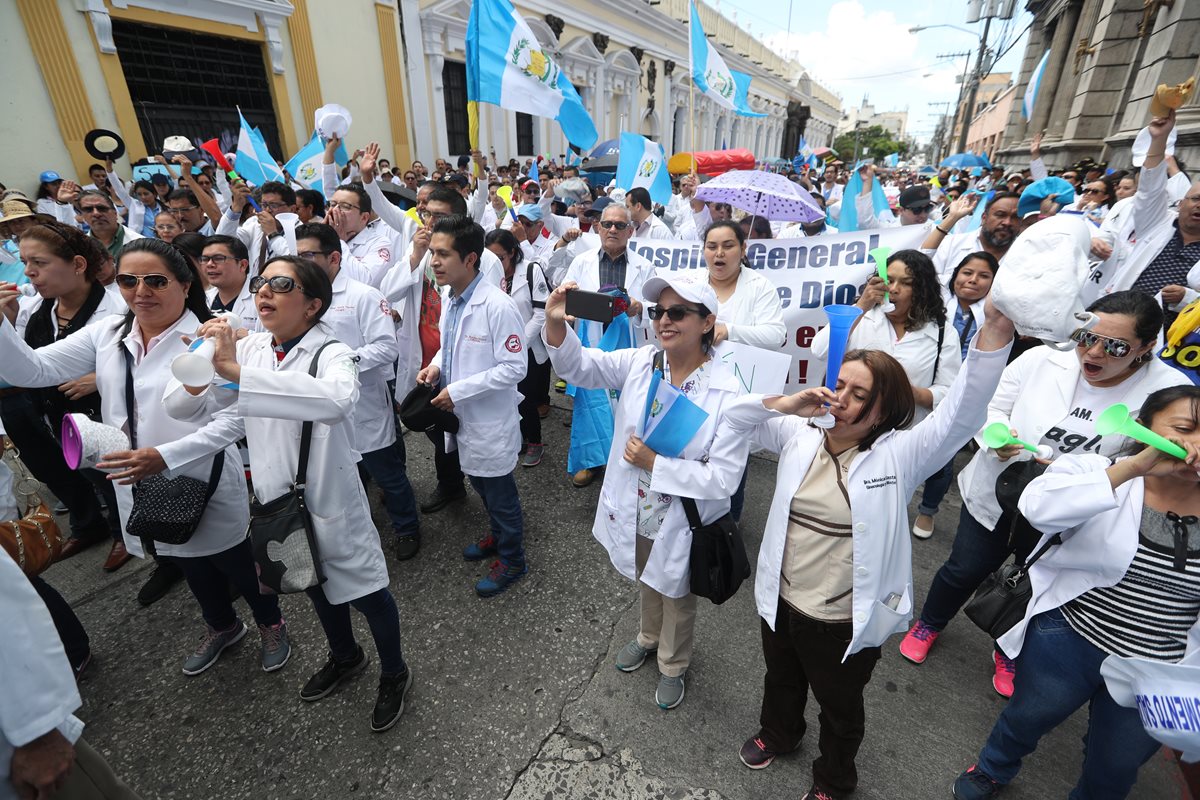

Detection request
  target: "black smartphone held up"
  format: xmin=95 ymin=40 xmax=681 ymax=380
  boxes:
xmin=565 ymin=289 xmax=615 ymax=323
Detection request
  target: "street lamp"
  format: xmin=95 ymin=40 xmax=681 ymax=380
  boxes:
xmin=909 ymin=23 xmax=979 ymax=37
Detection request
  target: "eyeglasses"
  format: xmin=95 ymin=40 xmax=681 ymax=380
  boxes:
xmin=114 ymin=273 xmax=172 ymax=291
xmin=168 ymin=206 xmax=199 ymax=215
xmin=648 ymin=304 xmax=703 ymax=321
xmin=297 ymin=250 xmax=333 ymax=260
xmin=1071 ymin=329 xmax=1131 ymax=358
xmin=599 ymin=220 xmax=630 ymax=231
xmin=1082 ymin=188 xmax=1105 ymax=195
xmin=328 ymin=201 xmax=361 ymax=212
xmin=249 ymin=275 xmax=303 ymax=294
xmin=261 ymin=201 xmax=290 ymax=211
xmin=154 ymin=224 xmax=181 ymax=232
xmin=198 ymin=254 xmax=233 ymax=265
xmin=419 ymin=210 xmax=449 ymax=222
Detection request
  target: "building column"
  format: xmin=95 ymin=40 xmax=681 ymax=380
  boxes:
xmin=1046 ymin=0 xmax=1096 ymax=140
xmin=1000 ymin=20 xmax=1047 ymax=152
xmin=375 ymin=1 xmax=412 ymax=167
xmin=401 ymin=0 xmax=433 ymax=161
xmin=1030 ymin=1 xmax=1082 ymax=137
xmin=427 ymin=53 xmax=448 ymax=158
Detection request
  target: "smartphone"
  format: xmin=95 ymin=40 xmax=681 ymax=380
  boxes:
xmin=565 ymin=289 xmax=616 ymax=323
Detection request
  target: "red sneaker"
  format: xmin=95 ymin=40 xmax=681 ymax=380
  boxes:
xmin=992 ymin=651 xmax=1017 ymax=698
xmin=899 ymin=620 xmax=940 ymax=664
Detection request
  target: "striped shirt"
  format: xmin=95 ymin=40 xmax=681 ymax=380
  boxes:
xmin=1062 ymin=506 xmax=1200 ymax=662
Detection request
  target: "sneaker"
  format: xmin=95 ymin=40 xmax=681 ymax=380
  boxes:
xmin=952 ymin=764 xmax=1003 ymax=799
xmin=462 ymin=534 xmax=498 ymax=562
xmin=572 ymin=468 xmax=596 ymax=488
xmin=899 ymin=620 xmax=941 ymax=664
xmin=258 ymin=620 xmax=291 ymax=672
xmin=300 ymin=647 xmax=369 ymax=702
xmin=73 ymin=651 xmax=93 ymax=681
xmin=739 ymin=735 xmax=785 ymax=770
xmin=554 ymin=379 xmax=567 ymax=393
xmin=656 ymin=673 xmax=686 ymax=710
xmin=137 ymin=560 xmax=184 ymax=607
xmin=802 ymin=788 xmax=838 ymax=800
xmin=912 ymin=514 xmax=935 ymax=539
xmin=394 ymin=532 xmax=420 ymax=561
xmin=537 ymin=403 xmax=550 ymax=419
xmin=614 ymin=640 xmax=656 ymax=672
xmin=420 ymin=485 xmax=466 ymax=514
xmin=182 ymin=620 xmax=247 ymax=676
xmin=371 ymin=669 xmax=414 ymax=733
xmin=992 ymin=651 xmax=1017 ymax=698
xmin=521 ymin=443 xmax=545 ymax=467
xmin=475 ymin=560 xmax=528 ymax=597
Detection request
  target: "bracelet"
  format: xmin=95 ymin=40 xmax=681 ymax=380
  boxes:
xmin=936 ymin=225 xmax=951 ymax=235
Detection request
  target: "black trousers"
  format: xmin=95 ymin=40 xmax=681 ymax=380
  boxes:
xmin=758 ymin=597 xmax=881 ymax=798
xmin=517 ymin=352 xmax=552 ymax=445
xmin=30 ymin=575 xmax=90 ymax=670
xmin=424 ymin=428 xmax=463 ymax=491
xmin=0 ymin=393 xmax=116 ymax=541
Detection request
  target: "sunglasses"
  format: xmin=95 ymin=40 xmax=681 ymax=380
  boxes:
xmin=114 ymin=273 xmax=172 ymax=291
xmin=1071 ymin=329 xmax=1131 ymax=358
xmin=249 ymin=275 xmax=304 ymax=294
xmin=599 ymin=220 xmax=630 ymax=231
xmin=1082 ymin=188 xmax=1105 ymax=195
xmin=907 ymin=204 xmax=934 ymax=214
xmin=648 ymin=304 xmax=703 ymax=321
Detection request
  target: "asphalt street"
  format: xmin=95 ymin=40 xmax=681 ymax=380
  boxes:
xmin=37 ymin=397 xmax=1187 ymax=800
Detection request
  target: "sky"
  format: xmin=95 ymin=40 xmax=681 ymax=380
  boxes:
xmin=713 ymin=0 xmax=1032 ymax=146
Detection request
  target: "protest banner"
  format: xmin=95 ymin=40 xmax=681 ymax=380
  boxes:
xmin=629 ymin=225 xmax=928 ymax=389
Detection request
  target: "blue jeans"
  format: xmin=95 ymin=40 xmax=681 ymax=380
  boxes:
xmin=306 ymin=586 xmax=407 ymax=676
xmin=468 ymin=472 xmax=525 ymax=568
xmin=360 ymin=438 xmax=420 ymax=536
xmin=976 ymin=608 xmax=1161 ymax=798
xmin=917 ymin=458 xmax=955 ymax=517
xmin=174 ymin=538 xmax=282 ymax=630
xmin=730 ymin=466 xmax=750 ymax=523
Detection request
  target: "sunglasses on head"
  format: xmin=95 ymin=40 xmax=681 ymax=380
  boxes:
xmin=249 ymin=275 xmax=303 ymax=294
xmin=648 ymin=304 xmax=703 ymax=321
xmin=114 ymin=273 xmax=172 ymax=290
xmin=599 ymin=220 xmax=630 ymax=231
xmin=1071 ymin=329 xmax=1131 ymax=358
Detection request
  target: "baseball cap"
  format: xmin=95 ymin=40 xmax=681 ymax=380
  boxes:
xmin=641 ymin=270 xmax=719 ymax=313
xmin=39 ymin=170 xmax=62 ymax=184
xmin=515 ymin=203 xmax=544 ymax=222
xmin=898 ymin=186 xmax=931 ymax=210
xmin=586 ymin=196 xmax=615 ymax=217
xmin=521 ymin=180 xmax=540 ymax=192
xmin=457 ymin=154 xmax=471 ymax=169
xmin=443 ymin=173 xmax=469 ymax=189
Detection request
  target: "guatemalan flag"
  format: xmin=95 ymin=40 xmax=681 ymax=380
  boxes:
xmin=688 ymin=1 xmax=767 ymax=118
xmin=466 ymin=0 xmax=598 ymax=150
xmin=235 ymin=111 xmax=285 ymax=187
xmin=284 ymin=131 xmax=350 ymax=194
xmin=839 ymin=161 xmax=893 ymax=232
xmin=1023 ymin=50 xmax=1051 ymax=120
xmin=616 ymin=132 xmax=671 ymax=205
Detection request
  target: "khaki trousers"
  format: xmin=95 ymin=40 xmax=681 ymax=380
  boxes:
xmin=634 ymin=534 xmax=697 ymax=677
xmin=55 ymin=738 xmax=142 ymax=800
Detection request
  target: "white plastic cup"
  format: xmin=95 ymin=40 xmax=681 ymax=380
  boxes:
xmin=171 ymin=338 xmax=216 ymax=386
xmin=811 ymin=411 xmax=836 ymax=429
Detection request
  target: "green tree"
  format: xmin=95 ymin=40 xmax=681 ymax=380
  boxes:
xmin=831 ymin=125 xmax=910 ymax=163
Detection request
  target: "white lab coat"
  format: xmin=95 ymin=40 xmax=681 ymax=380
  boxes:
xmin=215 ymin=212 xmax=290 ymax=276
xmin=14 ymin=287 xmax=128 ymax=339
xmin=724 ymin=342 xmax=1012 ymax=658
xmin=519 ymin=227 xmax=559 ymax=264
xmin=0 ymin=311 xmax=248 ymax=559
xmin=163 ymin=325 xmax=388 ymax=605
xmin=852 ymin=192 xmax=898 ymax=230
xmin=1001 ymin=454 xmax=1200 ymax=663
xmin=431 ymin=279 xmax=527 ymax=477
xmin=107 ymin=170 xmax=159 ymax=235
xmin=715 ymin=267 xmax=787 ymax=348
xmin=0 ymin=550 xmax=84 ymax=800
xmin=956 ymin=347 xmax=1189 ymax=531
xmin=562 ymin=246 xmax=654 ymax=348
xmin=544 ymin=328 xmax=747 ymax=598
xmin=634 ymin=213 xmax=675 ymax=240
xmin=204 ymin=283 xmax=259 ymax=332
xmin=811 ymin=306 xmax=961 ymax=424
xmin=929 ymin=230 xmax=990 ymax=282
xmin=507 ymin=259 xmax=551 ymax=364
xmin=320 ymin=269 xmax=400 ymax=454
xmin=362 ymin=177 xmax=419 ymax=253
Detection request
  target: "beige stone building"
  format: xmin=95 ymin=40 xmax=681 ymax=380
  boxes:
xmin=995 ymin=0 xmax=1200 ymax=169
xmin=966 ymin=83 xmax=1016 ymax=157
xmin=2 ymin=0 xmax=841 ymax=196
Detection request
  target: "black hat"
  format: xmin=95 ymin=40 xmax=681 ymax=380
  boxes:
xmin=84 ymin=129 xmax=126 ymax=160
xmin=398 ymin=383 xmax=459 ymax=434
xmin=898 ymin=185 xmax=932 ymax=210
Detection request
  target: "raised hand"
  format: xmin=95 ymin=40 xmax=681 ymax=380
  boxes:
xmin=360 ymin=142 xmax=380 ymax=183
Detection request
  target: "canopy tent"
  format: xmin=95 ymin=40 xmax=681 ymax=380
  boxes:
xmin=666 ymin=148 xmax=756 ymax=176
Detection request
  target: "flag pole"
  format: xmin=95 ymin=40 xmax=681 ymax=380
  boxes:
xmin=688 ymin=3 xmax=696 ymax=178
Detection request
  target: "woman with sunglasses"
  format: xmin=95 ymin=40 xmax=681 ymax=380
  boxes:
xmin=0 ymin=237 xmax=288 ymax=678
xmin=954 ymin=385 xmax=1200 ymax=800
xmin=1074 ymin=175 xmax=1117 ymax=226
xmin=543 ymin=271 xmax=748 ymax=711
xmin=901 ymin=291 xmax=1189 ymax=697
xmin=702 ymin=220 xmax=787 ymax=520
xmin=166 ymin=256 xmax=412 ymax=732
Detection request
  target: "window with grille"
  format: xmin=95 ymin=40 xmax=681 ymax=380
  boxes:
xmin=442 ymin=61 xmax=470 ymax=155
xmin=110 ymin=19 xmax=282 ymax=160
xmin=516 ymin=112 xmax=534 ymax=156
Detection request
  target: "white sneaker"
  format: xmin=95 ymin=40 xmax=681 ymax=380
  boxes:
xmin=912 ymin=515 xmax=934 ymax=540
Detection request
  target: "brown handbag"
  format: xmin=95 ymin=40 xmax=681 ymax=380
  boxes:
xmin=0 ymin=439 xmax=64 ymax=576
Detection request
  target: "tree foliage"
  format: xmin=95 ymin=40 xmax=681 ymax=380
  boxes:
xmin=831 ymin=125 xmax=910 ymax=163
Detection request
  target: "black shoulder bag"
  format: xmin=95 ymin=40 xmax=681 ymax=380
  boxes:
xmin=647 ymin=351 xmax=751 ymax=604
xmin=247 ymin=341 xmax=337 ymax=594
xmin=964 ymin=531 xmax=1062 ymax=641
xmin=122 ymin=348 xmax=225 ymax=545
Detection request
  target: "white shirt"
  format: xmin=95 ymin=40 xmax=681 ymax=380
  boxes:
xmin=713 ymin=267 xmax=787 ymax=349
xmin=633 ymin=213 xmax=674 ymax=240
xmin=930 ymin=230 xmax=990 ymax=282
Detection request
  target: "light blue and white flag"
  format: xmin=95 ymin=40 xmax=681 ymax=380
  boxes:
xmin=566 ymin=149 xmax=582 ymax=167
xmin=1023 ymin=50 xmax=1051 ymax=120
xmin=284 ymin=131 xmax=349 ymax=193
xmin=884 ymin=153 xmax=900 ymax=168
xmin=689 ymin=1 xmax=767 ymax=118
xmin=528 ymin=157 xmax=539 ymax=183
xmin=839 ymin=162 xmax=892 ymax=233
xmin=466 ymin=0 xmax=598 ymax=150
xmin=235 ymin=111 xmax=285 ymax=187
xmin=616 ymin=132 xmax=671 ymax=205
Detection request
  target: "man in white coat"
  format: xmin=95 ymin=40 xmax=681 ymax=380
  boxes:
xmin=626 ymin=187 xmax=674 ymax=240
xmin=295 ymin=223 xmax=423 ymax=559
xmin=415 ymin=215 xmax=529 ymax=598
xmin=216 ymin=181 xmax=294 ymax=276
xmin=201 ymin=236 xmax=258 ymax=330
xmin=323 ymin=140 xmax=407 ymax=289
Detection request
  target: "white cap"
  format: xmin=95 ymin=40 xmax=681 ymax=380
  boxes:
xmin=1131 ymin=125 xmax=1177 ymax=168
xmin=641 ymin=270 xmax=719 ymax=313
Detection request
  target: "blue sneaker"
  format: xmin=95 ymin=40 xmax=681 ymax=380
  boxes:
xmin=463 ymin=534 xmax=497 ymax=562
xmin=475 ymin=560 xmax=528 ymax=597
xmin=952 ymin=765 xmax=1003 ymax=799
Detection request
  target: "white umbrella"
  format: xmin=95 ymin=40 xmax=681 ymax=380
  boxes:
xmin=693 ymin=169 xmax=823 ymax=222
